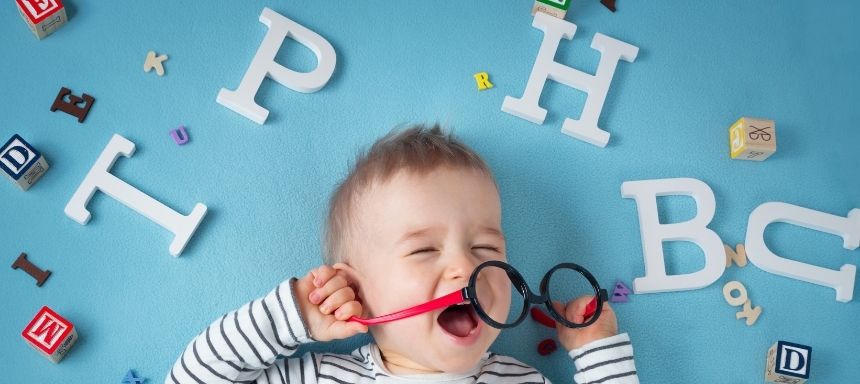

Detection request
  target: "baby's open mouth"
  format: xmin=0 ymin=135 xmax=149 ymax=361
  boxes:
xmin=437 ymin=301 xmax=479 ymax=337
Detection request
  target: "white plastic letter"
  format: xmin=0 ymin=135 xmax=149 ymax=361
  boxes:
xmin=65 ymin=134 xmax=208 ymax=257
xmin=501 ymin=12 xmax=638 ymax=147
xmin=217 ymin=7 xmax=337 ymax=124
xmin=621 ymin=178 xmax=726 ymax=293
xmin=745 ymin=202 xmax=859 ymax=302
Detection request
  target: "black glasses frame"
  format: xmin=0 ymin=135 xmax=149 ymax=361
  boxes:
xmin=462 ymin=260 xmax=608 ymax=329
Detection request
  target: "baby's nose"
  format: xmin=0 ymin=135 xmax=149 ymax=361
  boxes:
xmin=444 ymin=252 xmax=480 ymax=281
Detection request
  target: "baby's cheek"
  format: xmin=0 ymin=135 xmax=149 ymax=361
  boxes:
xmin=367 ymin=273 xmax=433 ymax=314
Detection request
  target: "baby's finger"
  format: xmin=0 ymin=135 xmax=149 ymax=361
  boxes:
xmin=549 ymin=300 xmax=576 ymax=325
xmin=310 ymin=273 xmax=349 ymax=304
xmin=319 ymin=286 xmax=356 ymax=315
xmin=329 ymin=320 xmax=368 ymax=340
xmin=334 ymin=301 xmax=363 ymax=321
xmin=318 ymin=273 xmax=349 ymax=296
xmin=568 ymin=296 xmax=596 ymax=324
xmin=310 ymin=265 xmax=337 ymax=288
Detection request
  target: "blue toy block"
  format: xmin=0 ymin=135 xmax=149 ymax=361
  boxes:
xmin=1 ymin=134 xmax=49 ymax=190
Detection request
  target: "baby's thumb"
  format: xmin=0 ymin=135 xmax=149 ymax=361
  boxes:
xmin=330 ymin=320 xmax=368 ymax=340
xmin=550 ymin=301 xmax=566 ymax=319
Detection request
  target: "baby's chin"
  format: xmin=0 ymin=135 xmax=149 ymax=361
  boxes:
xmin=427 ymin=318 xmax=499 ymax=373
xmin=375 ymin=317 xmax=499 ymax=375
xmin=430 ymin=347 xmax=489 ymax=374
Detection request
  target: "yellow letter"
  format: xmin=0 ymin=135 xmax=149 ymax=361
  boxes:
xmin=473 ymin=72 xmax=493 ymax=90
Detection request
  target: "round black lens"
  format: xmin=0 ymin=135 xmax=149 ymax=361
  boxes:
xmin=545 ymin=266 xmax=599 ymax=325
xmin=473 ymin=263 xmax=526 ymax=327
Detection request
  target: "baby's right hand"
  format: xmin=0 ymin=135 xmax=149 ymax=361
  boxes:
xmin=294 ymin=265 xmax=368 ymax=342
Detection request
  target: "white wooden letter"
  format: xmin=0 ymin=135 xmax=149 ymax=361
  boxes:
xmin=621 ymin=178 xmax=726 ymax=293
xmin=501 ymin=12 xmax=638 ymax=147
xmin=64 ymin=134 xmax=207 ymax=257
xmin=217 ymin=7 xmax=337 ymax=124
xmin=745 ymin=202 xmax=859 ymax=302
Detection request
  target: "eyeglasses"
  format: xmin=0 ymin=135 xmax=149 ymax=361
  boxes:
xmin=348 ymin=260 xmax=608 ymax=329
xmin=748 ymin=125 xmax=772 ymax=141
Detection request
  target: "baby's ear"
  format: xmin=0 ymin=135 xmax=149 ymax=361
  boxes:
xmin=333 ymin=262 xmax=372 ymax=318
xmin=332 ymin=262 xmax=363 ymax=293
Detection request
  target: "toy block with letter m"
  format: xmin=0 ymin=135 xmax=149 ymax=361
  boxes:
xmin=22 ymin=306 xmax=78 ymax=363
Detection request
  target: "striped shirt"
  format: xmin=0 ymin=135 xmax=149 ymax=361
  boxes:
xmin=167 ymin=279 xmax=639 ymax=384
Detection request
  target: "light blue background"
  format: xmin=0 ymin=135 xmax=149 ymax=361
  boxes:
xmin=2 ymin=1 xmax=858 ymax=382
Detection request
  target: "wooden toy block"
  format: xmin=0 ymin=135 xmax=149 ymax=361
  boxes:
xmin=1 ymin=134 xmax=49 ymax=191
xmin=15 ymin=0 xmax=67 ymax=40
xmin=144 ymin=51 xmax=168 ymax=76
xmin=725 ymin=243 xmax=748 ymax=268
xmin=730 ymin=117 xmax=776 ymax=161
xmin=122 ymin=370 xmax=146 ymax=384
xmin=610 ymin=280 xmax=631 ymax=303
xmin=170 ymin=126 xmax=189 ymax=145
xmin=765 ymin=341 xmax=811 ymax=383
xmin=537 ymin=338 xmax=558 ymax=356
xmin=473 ymin=72 xmax=493 ymax=90
xmin=531 ymin=0 xmax=571 ymax=19
xmin=50 ymin=87 xmax=95 ymax=123
xmin=722 ymin=280 xmax=762 ymax=326
xmin=11 ymin=253 xmax=52 ymax=286
xmin=601 ymin=0 xmax=617 ymax=12
xmin=22 ymin=306 xmax=78 ymax=363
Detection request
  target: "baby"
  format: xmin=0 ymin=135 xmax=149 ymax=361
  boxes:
xmin=167 ymin=125 xmax=638 ymax=383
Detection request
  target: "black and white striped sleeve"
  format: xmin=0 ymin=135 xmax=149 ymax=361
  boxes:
xmin=166 ymin=278 xmax=316 ymax=384
xmin=569 ymin=333 xmax=639 ymax=384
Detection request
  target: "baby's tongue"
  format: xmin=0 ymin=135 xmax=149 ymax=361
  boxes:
xmin=438 ymin=306 xmax=476 ymax=337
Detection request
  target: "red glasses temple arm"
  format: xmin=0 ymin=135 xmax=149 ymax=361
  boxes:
xmin=348 ymin=289 xmax=466 ymax=326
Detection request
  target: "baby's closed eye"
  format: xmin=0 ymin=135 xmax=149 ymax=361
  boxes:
xmin=409 ymin=247 xmax=438 ymax=255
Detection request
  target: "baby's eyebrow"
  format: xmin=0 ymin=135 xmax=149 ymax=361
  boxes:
xmin=395 ymin=226 xmax=505 ymax=245
xmin=396 ymin=227 xmax=441 ymax=245
xmin=479 ymin=226 xmax=506 ymax=241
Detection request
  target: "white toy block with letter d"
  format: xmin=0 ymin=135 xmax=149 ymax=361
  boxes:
xmin=1 ymin=134 xmax=49 ymax=190
xmin=22 ymin=306 xmax=78 ymax=363
xmin=765 ymin=341 xmax=811 ymax=383
xmin=15 ymin=0 xmax=68 ymax=40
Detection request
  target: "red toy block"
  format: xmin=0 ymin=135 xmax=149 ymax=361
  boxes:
xmin=22 ymin=306 xmax=78 ymax=363
xmin=15 ymin=0 xmax=68 ymax=40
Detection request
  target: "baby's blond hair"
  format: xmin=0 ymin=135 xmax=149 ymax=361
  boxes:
xmin=323 ymin=124 xmax=496 ymax=265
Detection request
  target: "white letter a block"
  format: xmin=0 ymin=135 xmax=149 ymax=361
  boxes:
xmin=502 ymin=12 xmax=638 ymax=147
xmin=65 ymin=134 xmax=207 ymax=257
xmin=217 ymin=7 xmax=337 ymax=124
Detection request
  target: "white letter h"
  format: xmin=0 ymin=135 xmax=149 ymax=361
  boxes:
xmin=502 ymin=12 xmax=638 ymax=148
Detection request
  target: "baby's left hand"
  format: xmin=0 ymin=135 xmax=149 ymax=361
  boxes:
xmin=552 ymin=297 xmax=618 ymax=351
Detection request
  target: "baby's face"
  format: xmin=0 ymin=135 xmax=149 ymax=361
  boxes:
xmin=346 ymin=166 xmax=509 ymax=374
